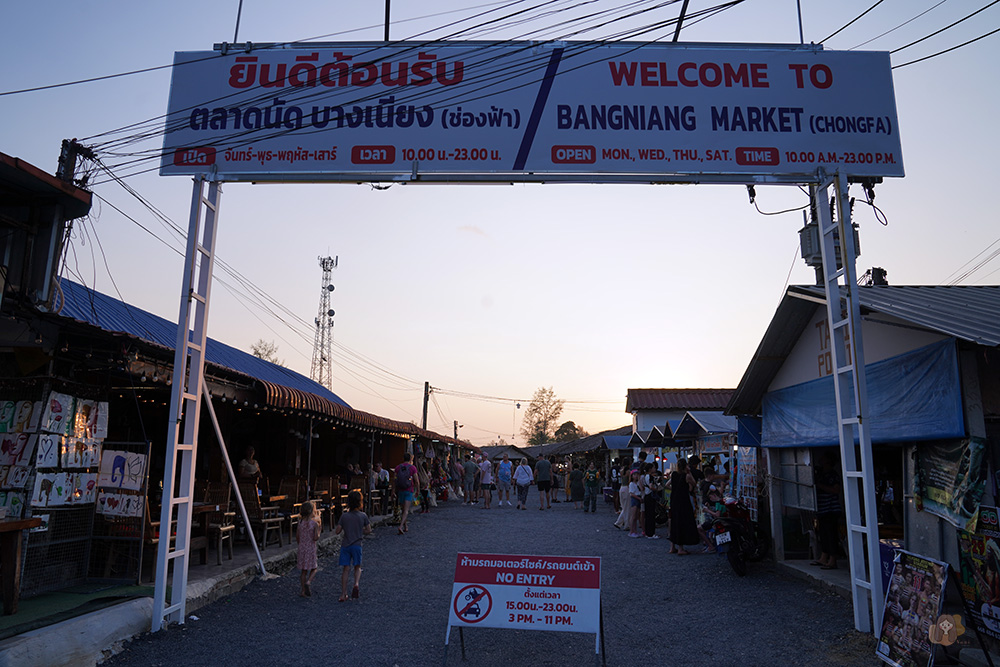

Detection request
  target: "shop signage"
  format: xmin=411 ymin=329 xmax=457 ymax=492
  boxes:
xmin=161 ymin=42 xmax=903 ymax=182
xmin=445 ymin=552 xmax=601 ymax=652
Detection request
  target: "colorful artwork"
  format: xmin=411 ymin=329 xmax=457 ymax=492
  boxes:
xmin=876 ymin=549 xmax=948 ymax=667
xmin=31 ymin=472 xmax=71 ymax=507
xmin=0 ymin=432 xmax=33 ymax=466
xmin=12 ymin=400 xmax=35 ymax=433
xmin=93 ymin=401 xmax=108 ymax=439
xmin=40 ymin=392 xmax=74 ymax=435
xmin=97 ymin=491 xmax=144 ymax=518
xmin=736 ymin=446 xmax=758 ymax=522
xmin=98 ymin=450 xmax=146 ymax=491
xmin=0 ymin=401 xmax=16 ymax=433
xmin=61 ymin=438 xmax=101 ymax=469
xmin=29 ymin=514 xmax=49 ymax=533
xmin=67 ymin=473 xmax=97 ymax=504
xmin=0 ymin=491 xmax=26 ymax=518
xmin=35 ymin=434 xmax=59 ymax=468
xmin=3 ymin=466 xmax=31 ymax=489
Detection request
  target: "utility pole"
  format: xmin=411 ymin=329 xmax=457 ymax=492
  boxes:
xmin=421 ymin=381 xmax=429 ymax=430
xmin=309 ymin=256 xmax=337 ymax=389
xmin=384 ymin=0 xmax=391 ymax=41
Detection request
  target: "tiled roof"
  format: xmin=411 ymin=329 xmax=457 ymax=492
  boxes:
xmin=625 ymin=388 xmax=734 ymax=412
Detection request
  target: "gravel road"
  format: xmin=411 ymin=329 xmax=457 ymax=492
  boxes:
xmin=105 ymin=497 xmax=878 ymax=666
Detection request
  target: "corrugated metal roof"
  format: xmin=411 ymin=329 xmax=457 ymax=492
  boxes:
xmin=625 ymin=388 xmax=734 ymax=412
xmin=727 ymin=284 xmax=1000 ymax=415
xmin=56 ymin=278 xmax=350 ymax=407
xmin=52 ymin=279 xmax=480 ymax=443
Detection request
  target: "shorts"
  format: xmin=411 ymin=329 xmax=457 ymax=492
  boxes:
xmin=630 ymin=497 xmax=641 ymax=508
xmin=537 ymin=480 xmax=551 ymax=492
xmin=398 ymin=491 xmax=414 ymax=503
xmin=339 ymin=544 xmax=363 ymax=567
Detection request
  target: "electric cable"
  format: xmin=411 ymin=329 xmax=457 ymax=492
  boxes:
xmin=848 ymin=0 xmax=951 ymax=50
xmin=890 ymin=0 xmax=999 ymax=53
xmin=820 ymin=0 xmax=889 ymax=43
xmin=892 ymin=25 xmax=1000 ymax=68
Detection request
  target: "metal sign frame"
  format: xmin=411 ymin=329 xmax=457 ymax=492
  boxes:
xmin=153 ymin=40 xmax=898 ymax=637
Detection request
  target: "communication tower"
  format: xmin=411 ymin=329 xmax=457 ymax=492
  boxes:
xmin=309 ymin=256 xmax=337 ymax=389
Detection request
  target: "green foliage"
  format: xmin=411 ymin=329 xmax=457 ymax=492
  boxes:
xmin=520 ymin=387 xmax=564 ymax=446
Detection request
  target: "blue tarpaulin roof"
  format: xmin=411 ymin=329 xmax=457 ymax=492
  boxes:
xmin=56 ymin=279 xmax=349 ymax=407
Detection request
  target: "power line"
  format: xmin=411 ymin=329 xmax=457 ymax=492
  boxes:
xmin=848 ymin=0 xmax=951 ymax=50
xmin=820 ymin=0 xmax=888 ymax=43
xmin=893 ymin=25 xmax=1000 ymax=68
xmin=891 ymin=0 xmax=999 ymax=53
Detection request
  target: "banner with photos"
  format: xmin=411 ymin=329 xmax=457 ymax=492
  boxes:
xmin=876 ymin=549 xmax=947 ymax=667
xmin=958 ymin=506 xmax=1000 ymax=644
xmin=915 ymin=437 xmax=988 ymax=532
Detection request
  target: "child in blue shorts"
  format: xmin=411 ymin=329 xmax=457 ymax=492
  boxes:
xmin=335 ymin=490 xmax=372 ymax=601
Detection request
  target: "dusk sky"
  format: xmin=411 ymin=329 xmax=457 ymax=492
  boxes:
xmin=2 ymin=1 xmax=998 ymax=445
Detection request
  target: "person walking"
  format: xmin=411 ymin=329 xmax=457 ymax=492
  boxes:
xmin=335 ymin=490 xmax=372 ymax=601
xmin=668 ymin=458 xmax=700 ymax=554
xmin=628 ymin=470 xmax=643 ymax=537
xmin=479 ymin=455 xmax=494 ymax=509
xmin=513 ymin=457 xmax=533 ymax=510
xmin=535 ymin=455 xmax=553 ymax=510
xmin=610 ymin=460 xmax=622 ymax=513
xmin=569 ymin=463 xmax=584 ymax=509
xmin=296 ymin=500 xmax=321 ymax=597
xmin=462 ymin=455 xmax=477 ymax=505
xmin=496 ymin=453 xmax=513 ymax=507
xmin=614 ymin=464 xmax=631 ymax=530
xmin=583 ymin=460 xmax=601 ymax=513
xmin=642 ymin=463 xmax=662 ymax=538
xmin=394 ymin=453 xmax=419 ymax=535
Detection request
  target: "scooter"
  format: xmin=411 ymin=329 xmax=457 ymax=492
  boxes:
xmin=713 ymin=496 xmax=768 ymax=576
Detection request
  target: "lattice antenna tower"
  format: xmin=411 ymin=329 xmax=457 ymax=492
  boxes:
xmin=309 ymin=256 xmax=338 ymax=389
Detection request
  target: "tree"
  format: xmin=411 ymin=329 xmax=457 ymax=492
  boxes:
xmin=250 ymin=339 xmax=283 ymax=366
xmin=520 ymin=387 xmax=564 ymax=446
xmin=554 ymin=421 xmax=588 ymax=442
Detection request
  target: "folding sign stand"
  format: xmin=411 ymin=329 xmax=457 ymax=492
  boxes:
xmin=443 ymin=605 xmax=606 ymax=666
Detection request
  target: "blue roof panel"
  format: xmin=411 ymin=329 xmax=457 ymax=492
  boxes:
xmin=57 ymin=279 xmax=349 ymax=407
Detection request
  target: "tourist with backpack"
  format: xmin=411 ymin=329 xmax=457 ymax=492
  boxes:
xmin=394 ymin=452 xmax=419 ymax=535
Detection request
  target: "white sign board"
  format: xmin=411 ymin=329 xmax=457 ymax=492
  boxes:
xmin=445 ymin=552 xmax=601 ymax=651
xmin=161 ymin=41 xmax=903 ymax=183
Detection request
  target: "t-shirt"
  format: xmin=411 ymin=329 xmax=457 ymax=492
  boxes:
xmin=514 ymin=464 xmax=533 ymax=485
xmin=479 ymin=460 xmax=493 ymax=485
xmin=584 ymin=469 xmax=600 ymax=487
xmin=394 ymin=463 xmax=417 ymax=492
xmin=535 ymin=458 xmax=551 ymax=482
xmin=497 ymin=461 xmax=512 ymax=483
xmin=629 ymin=481 xmax=641 ymax=498
xmin=463 ymin=460 xmax=478 ymax=483
xmin=338 ymin=510 xmax=370 ymax=548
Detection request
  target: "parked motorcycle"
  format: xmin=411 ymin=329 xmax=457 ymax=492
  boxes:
xmin=713 ymin=496 xmax=768 ymax=576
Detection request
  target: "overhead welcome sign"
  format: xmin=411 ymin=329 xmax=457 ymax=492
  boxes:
xmin=445 ymin=552 xmax=602 ymax=652
xmin=161 ymin=41 xmax=903 ymax=183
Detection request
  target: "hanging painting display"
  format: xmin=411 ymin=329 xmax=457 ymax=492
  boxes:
xmin=35 ymin=434 xmax=59 ymax=468
xmin=0 ymin=432 xmax=35 ymax=466
xmin=60 ymin=437 xmax=101 ymax=469
xmin=98 ymin=450 xmax=147 ymax=491
xmin=40 ymin=392 xmax=75 ymax=435
xmin=97 ymin=491 xmax=144 ymax=518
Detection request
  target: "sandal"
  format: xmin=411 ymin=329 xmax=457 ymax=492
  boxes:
xmin=352 ymin=585 xmax=360 ymax=600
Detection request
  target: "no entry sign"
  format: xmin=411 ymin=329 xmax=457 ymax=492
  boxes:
xmin=445 ymin=553 xmax=602 ymax=653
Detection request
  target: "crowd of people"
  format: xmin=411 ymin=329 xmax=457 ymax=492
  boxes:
xmin=294 ymin=448 xmax=736 ymax=600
